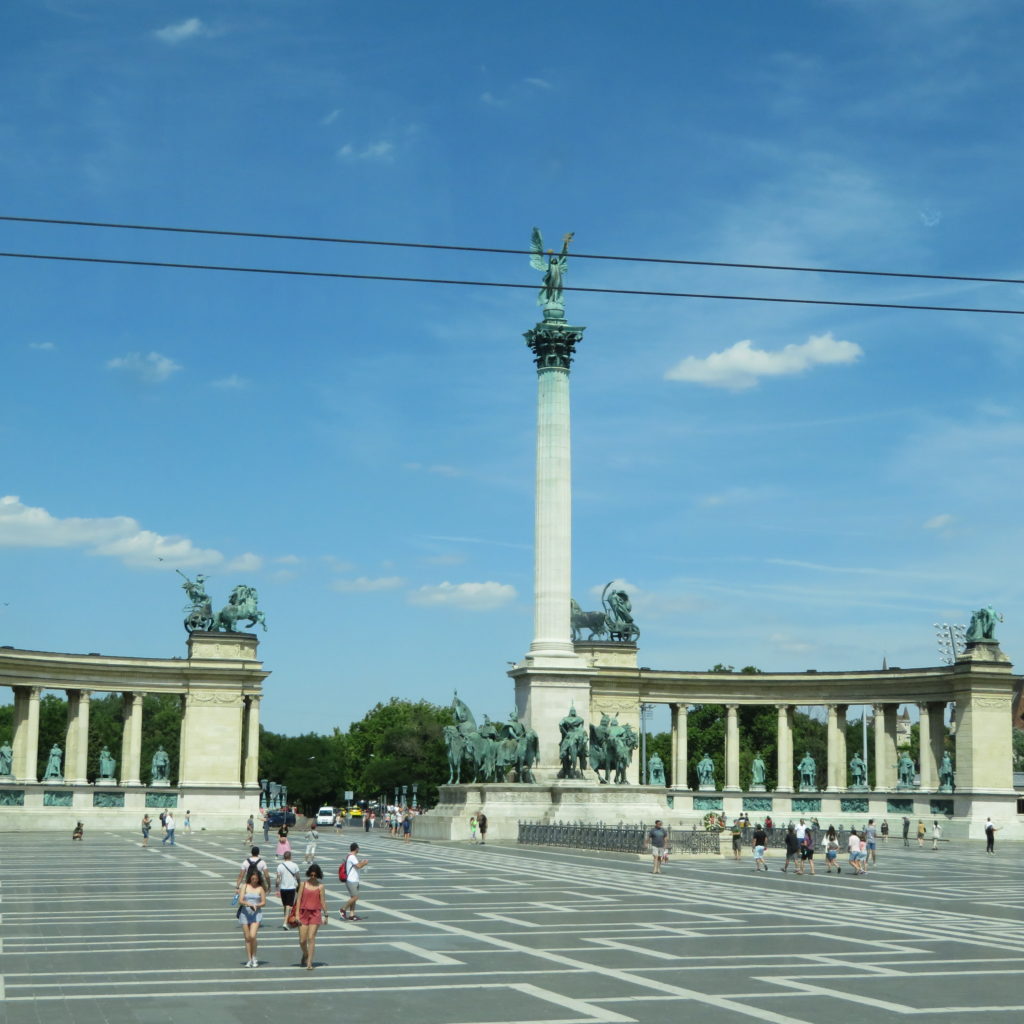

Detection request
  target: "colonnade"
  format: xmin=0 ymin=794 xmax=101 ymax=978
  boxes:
xmin=668 ymin=701 xmax=951 ymax=792
xmin=6 ymin=684 xmax=262 ymax=788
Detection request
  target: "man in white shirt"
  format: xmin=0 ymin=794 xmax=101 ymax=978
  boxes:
xmin=236 ymin=846 xmax=270 ymax=889
xmin=340 ymin=842 xmax=369 ymax=922
xmin=275 ymin=850 xmax=300 ymax=928
xmin=162 ymin=812 xmax=176 ymax=846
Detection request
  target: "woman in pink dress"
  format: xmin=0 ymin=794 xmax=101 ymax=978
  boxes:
xmin=295 ymin=863 xmax=327 ymax=970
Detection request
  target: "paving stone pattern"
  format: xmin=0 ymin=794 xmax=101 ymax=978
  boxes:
xmin=1 ymin=827 xmax=1021 ymax=1023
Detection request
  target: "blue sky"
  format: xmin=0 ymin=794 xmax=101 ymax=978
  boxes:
xmin=3 ymin=1 xmax=1024 ymax=736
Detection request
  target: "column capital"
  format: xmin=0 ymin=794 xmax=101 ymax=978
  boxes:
xmin=775 ymin=702 xmax=792 ymax=712
xmin=524 ymin=321 xmax=586 ymax=370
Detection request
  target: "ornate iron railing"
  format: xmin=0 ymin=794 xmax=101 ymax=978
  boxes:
xmin=517 ymin=820 xmax=720 ymax=855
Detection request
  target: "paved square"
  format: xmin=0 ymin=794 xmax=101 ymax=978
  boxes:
xmin=1 ymin=828 xmax=1021 ymax=1023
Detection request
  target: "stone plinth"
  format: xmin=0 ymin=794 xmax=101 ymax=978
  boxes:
xmin=416 ymin=783 xmax=671 ymax=842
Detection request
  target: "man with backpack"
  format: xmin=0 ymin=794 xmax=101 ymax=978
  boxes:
xmin=339 ymin=842 xmax=369 ymax=921
xmin=236 ymin=846 xmax=270 ymax=890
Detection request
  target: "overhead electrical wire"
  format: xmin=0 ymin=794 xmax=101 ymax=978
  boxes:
xmin=2 ymin=249 xmax=1023 ymax=315
xmin=2 ymin=213 xmax=1023 ymax=287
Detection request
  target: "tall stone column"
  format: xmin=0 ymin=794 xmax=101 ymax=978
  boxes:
xmin=121 ymin=692 xmax=144 ymax=786
xmin=524 ymin=316 xmax=586 ymax=667
xmin=13 ymin=686 xmax=41 ymax=782
xmin=928 ymin=702 xmax=946 ymax=785
xmin=243 ymin=696 xmax=261 ymax=787
xmin=64 ymin=690 xmax=91 ymax=784
xmin=775 ymin=704 xmax=794 ymax=793
xmin=918 ymin=703 xmax=935 ymax=790
xmin=826 ymin=703 xmax=848 ymax=791
xmin=177 ymin=694 xmax=190 ymax=786
xmin=724 ymin=704 xmax=741 ymax=791
xmin=873 ymin=704 xmax=898 ymax=790
xmin=670 ymin=703 xmax=689 ymax=790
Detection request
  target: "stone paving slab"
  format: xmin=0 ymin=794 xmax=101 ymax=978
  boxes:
xmin=1 ymin=828 xmax=1021 ymax=1023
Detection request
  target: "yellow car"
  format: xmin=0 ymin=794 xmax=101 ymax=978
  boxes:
xmin=348 ymin=807 xmax=363 ymax=817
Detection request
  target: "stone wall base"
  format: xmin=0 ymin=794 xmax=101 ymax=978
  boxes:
xmin=0 ymin=782 xmax=262 ymax=831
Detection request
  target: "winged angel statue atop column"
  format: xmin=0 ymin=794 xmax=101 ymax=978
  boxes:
xmin=530 ymin=227 xmax=574 ymax=319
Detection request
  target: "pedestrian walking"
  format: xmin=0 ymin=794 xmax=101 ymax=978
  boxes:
xmin=402 ymin=812 xmax=412 ymax=842
xmin=304 ymin=823 xmax=318 ymax=864
xmin=824 ymin=826 xmax=840 ymax=873
xmin=865 ymin=819 xmax=878 ymax=865
xmin=183 ymin=811 xmax=192 ymax=835
xmin=340 ymin=842 xmax=369 ymax=921
xmin=276 ymin=824 xmax=291 ymax=859
xmin=902 ymin=816 xmax=910 ymax=847
xmin=295 ymin=863 xmax=328 ymax=970
xmin=848 ymin=829 xmax=865 ymax=874
xmin=752 ymin=822 xmax=768 ymax=871
xmin=931 ymin=821 xmax=942 ymax=850
xmin=162 ymin=811 xmax=176 ymax=845
xmin=798 ymin=824 xmax=816 ymax=875
xmin=880 ymin=819 xmax=889 ymax=843
xmin=236 ymin=866 xmax=266 ymax=968
xmin=364 ymin=810 xmax=372 ymax=833
xmin=141 ymin=813 xmax=152 ymax=848
xmin=262 ymin=811 xmax=271 ymax=844
xmin=478 ymin=811 xmax=488 ymax=845
xmin=246 ymin=815 xmax=254 ymax=844
xmin=469 ymin=815 xmax=478 ymax=842
xmin=916 ymin=820 xmax=926 ymax=847
xmin=276 ymin=850 xmax=300 ymax=929
xmin=730 ymin=819 xmax=743 ymax=861
xmin=645 ymin=819 xmax=669 ymax=873
xmin=782 ymin=825 xmax=800 ymax=872
xmin=985 ymin=817 xmax=997 ymax=854
xmin=236 ymin=847 xmax=270 ymax=890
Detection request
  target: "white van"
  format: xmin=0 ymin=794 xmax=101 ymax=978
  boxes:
xmin=315 ymin=806 xmax=336 ymax=826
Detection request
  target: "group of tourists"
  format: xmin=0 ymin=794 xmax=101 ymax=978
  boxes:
xmin=233 ymin=841 xmax=369 ymax=969
xmin=138 ymin=810 xmax=183 ymax=847
xmin=468 ymin=812 xmax=489 ymax=843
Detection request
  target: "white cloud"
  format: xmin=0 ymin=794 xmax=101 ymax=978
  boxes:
xmin=322 ymin=555 xmax=356 ymax=572
xmin=665 ymin=332 xmax=862 ymax=391
xmin=0 ymin=495 xmax=224 ymax=568
xmin=29 ymin=341 xmax=55 ymax=351
xmin=331 ymin=576 xmax=405 ymax=593
xmin=525 ymin=77 xmax=551 ymax=89
xmin=322 ymin=109 xmax=341 ymax=125
xmin=153 ymin=18 xmax=206 ymax=44
xmin=107 ymin=351 xmax=182 ymax=383
xmin=337 ymin=141 xmax=394 ymax=162
xmin=227 ymin=553 xmax=263 ymax=572
xmin=275 ymin=554 xmax=302 ymax=565
xmin=923 ymin=513 xmax=955 ymax=530
xmin=211 ymin=374 xmax=250 ymax=389
xmin=409 ymin=581 xmax=517 ymax=610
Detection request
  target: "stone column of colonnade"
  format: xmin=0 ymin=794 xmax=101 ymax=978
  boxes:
xmin=916 ymin=701 xmax=947 ymax=791
xmin=121 ymin=692 xmax=144 ymax=786
xmin=724 ymin=704 xmax=741 ymax=791
xmin=928 ymin=702 xmax=946 ymax=787
xmin=12 ymin=685 xmax=42 ymax=782
xmin=64 ymin=689 xmax=91 ymax=784
xmin=826 ymin=703 xmax=848 ymax=790
xmin=775 ymin=704 xmax=794 ymax=792
xmin=243 ymin=696 xmax=261 ymax=787
xmin=873 ymin=704 xmax=899 ymax=790
xmin=670 ymin=703 xmax=689 ymax=790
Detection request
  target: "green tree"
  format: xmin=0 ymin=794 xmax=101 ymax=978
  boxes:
xmin=259 ymin=728 xmax=348 ymax=813
xmin=1013 ymin=729 xmax=1024 ymax=771
xmin=346 ymin=698 xmax=454 ymax=807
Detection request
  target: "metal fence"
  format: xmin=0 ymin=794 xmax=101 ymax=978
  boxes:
xmin=517 ymin=820 xmax=721 ymax=855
